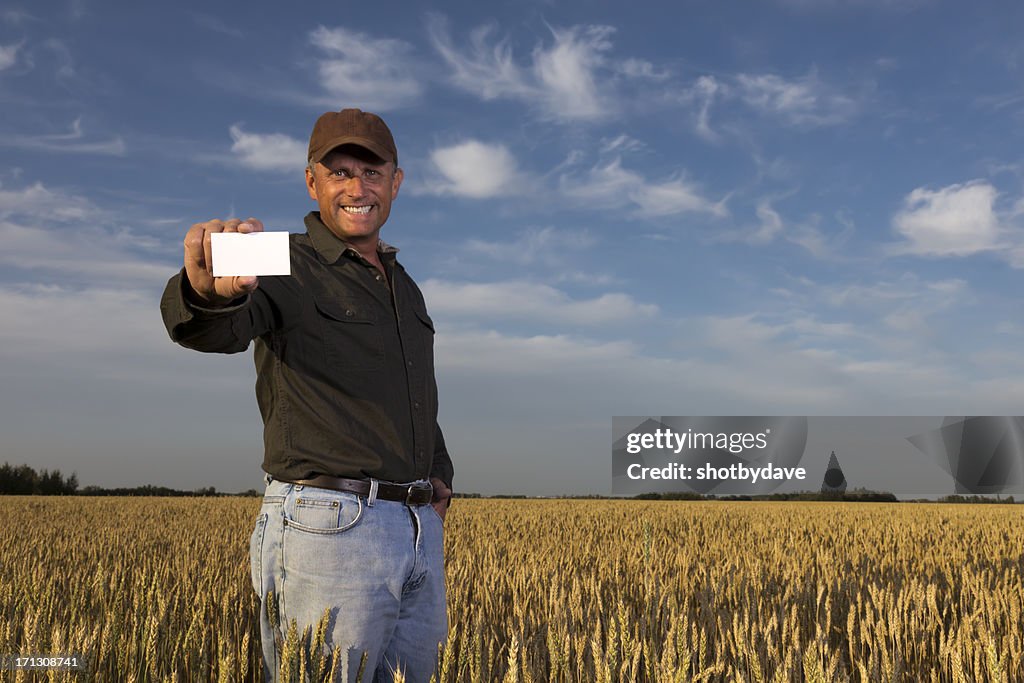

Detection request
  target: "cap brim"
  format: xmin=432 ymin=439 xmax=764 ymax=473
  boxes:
xmin=309 ymin=135 xmax=394 ymax=165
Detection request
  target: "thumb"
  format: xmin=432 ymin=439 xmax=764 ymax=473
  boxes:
xmin=216 ymin=275 xmax=259 ymax=301
xmin=233 ymin=275 xmax=260 ymax=297
xmin=236 ymin=276 xmax=259 ymax=291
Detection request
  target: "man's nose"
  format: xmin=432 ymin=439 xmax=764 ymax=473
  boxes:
xmin=342 ymin=175 xmax=366 ymax=195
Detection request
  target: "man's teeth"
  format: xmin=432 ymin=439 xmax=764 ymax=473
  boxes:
xmin=343 ymin=206 xmax=372 ymax=215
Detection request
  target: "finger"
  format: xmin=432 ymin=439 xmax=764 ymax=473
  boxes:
xmin=430 ymin=478 xmax=452 ymax=503
xmin=238 ymin=217 xmax=264 ymax=233
xmin=235 ymin=275 xmax=259 ymax=293
xmin=202 ymin=220 xmax=223 ymax=277
xmin=184 ymin=223 xmax=207 ymax=270
xmin=214 ymin=275 xmax=258 ymax=302
xmin=183 ymin=223 xmax=215 ymax=299
xmin=223 ymin=218 xmax=243 ymax=233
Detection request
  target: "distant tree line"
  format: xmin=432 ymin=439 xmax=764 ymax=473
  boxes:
xmin=0 ymin=462 xmax=78 ymax=495
xmin=938 ymin=494 xmax=1015 ymax=504
xmin=0 ymin=463 xmax=225 ymax=496
xmin=79 ymin=484 xmax=223 ymax=497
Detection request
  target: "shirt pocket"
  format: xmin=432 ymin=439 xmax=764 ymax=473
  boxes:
xmin=313 ymin=296 xmax=384 ymax=371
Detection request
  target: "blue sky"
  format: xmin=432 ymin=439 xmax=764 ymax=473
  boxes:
xmin=2 ymin=0 xmax=1024 ymax=495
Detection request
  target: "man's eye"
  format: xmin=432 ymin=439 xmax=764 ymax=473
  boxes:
xmin=365 ymin=169 xmax=379 ymax=177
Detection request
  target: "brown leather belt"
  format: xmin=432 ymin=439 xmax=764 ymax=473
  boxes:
xmin=278 ymin=474 xmax=433 ymax=505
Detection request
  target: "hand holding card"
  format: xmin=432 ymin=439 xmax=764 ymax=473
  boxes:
xmin=182 ymin=217 xmax=282 ymax=307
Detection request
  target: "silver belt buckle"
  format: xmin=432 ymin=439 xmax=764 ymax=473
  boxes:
xmin=405 ymin=482 xmax=431 ymax=506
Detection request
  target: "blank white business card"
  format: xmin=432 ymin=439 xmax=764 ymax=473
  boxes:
xmin=211 ymin=232 xmax=291 ymax=276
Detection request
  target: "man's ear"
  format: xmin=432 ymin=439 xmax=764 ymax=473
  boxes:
xmin=391 ymin=167 xmax=404 ymax=199
xmin=305 ymin=166 xmax=318 ymax=201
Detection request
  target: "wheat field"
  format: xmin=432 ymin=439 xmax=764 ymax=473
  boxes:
xmin=0 ymin=497 xmax=1021 ymax=681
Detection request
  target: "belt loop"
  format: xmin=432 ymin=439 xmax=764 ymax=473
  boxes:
xmin=367 ymin=478 xmax=379 ymax=507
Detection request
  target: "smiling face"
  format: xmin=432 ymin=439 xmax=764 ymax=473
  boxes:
xmin=305 ymin=144 xmax=403 ymax=248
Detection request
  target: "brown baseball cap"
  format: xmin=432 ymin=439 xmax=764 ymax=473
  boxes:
xmin=307 ymin=108 xmax=398 ymax=166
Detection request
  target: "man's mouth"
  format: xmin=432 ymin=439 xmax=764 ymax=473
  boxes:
xmin=342 ymin=205 xmax=373 ymax=215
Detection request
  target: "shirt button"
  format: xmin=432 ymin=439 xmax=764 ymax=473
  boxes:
xmin=375 ymin=274 xmax=383 ymax=281
xmin=345 ymin=309 xmax=354 ymax=317
xmin=407 ymin=360 xmax=414 ymax=367
xmin=414 ymin=402 xmax=421 ymax=410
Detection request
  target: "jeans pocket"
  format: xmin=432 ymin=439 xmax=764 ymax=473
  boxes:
xmin=249 ymin=512 xmax=268 ymax=596
xmin=426 ymin=502 xmax=446 ymax=527
xmin=285 ymin=491 xmax=364 ymax=535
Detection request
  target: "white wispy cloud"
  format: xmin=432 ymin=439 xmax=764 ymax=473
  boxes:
xmin=0 ymin=284 xmax=254 ymax=397
xmin=750 ymin=199 xmax=784 ymax=244
xmin=637 ymin=176 xmax=727 ymax=218
xmin=0 ymin=181 xmax=104 ymax=222
xmin=806 ymin=273 xmax=968 ymax=312
xmin=0 ymin=220 xmax=169 ymax=284
xmin=600 ymin=135 xmax=645 ymax=155
xmin=0 ymin=181 xmax=172 ymax=285
xmin=310 ymin=26 xmax=422 ymax=111
xmin=532 ymin=25 xmax=614 ymax=119
xmin=0 ymin=41 xmax=21 ymax=70
xmin=693 ymin=76 xmax=722 ymax=141
xmin=0 ymin=118 xmax=125 ymax=156
xmin=736 ymin=69 xmax=857 ymax=126
xmin=426 ymin=140 xmax=526 ymax=198
xmin=422 ymin=279 xmax=658 ymax=325
xmin=890 ymin=180 xmax=1001 ymax=257
xmin=559 ymin=157 xmax=728 ymax=218
xmin=464 ymin=226 xmax=596 ymax=266
xmin=786 ymin=212 xmax=854 ymax=259
xmin=676 ymin=75 xmax=725 ymax=141
xmin=0 ymin=285 xmax=170 ymax=357
xmin=419 ymin=137 xmax=725 ymax=220
xmin=429 ymin=21 xmax=533 ymax=100
xmin=712 ymin=196 xmax=854 ymax=258
xmin=617 ymin=57 xmax=669 ymax=80
xmin=429 ymin=18 xmax=634 ymax=121
xmin=792 ymin=272 xmax=971 ymax=354
xmin=432 ymin=309 xmax=982 ymax=421
xmin=437 ymin=328 xmax=637 ymax=375
xmin=228 ymin=125 xmax=306 ymax=173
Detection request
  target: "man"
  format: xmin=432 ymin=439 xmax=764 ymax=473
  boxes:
xmin=159 ymin=109 xmax=452 ymax=682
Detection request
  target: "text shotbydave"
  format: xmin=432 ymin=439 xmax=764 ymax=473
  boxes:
xmin=625 ymin=428 xmax=770 ymax=455
xmin=626 ymin=462 xmax=807 ymax=482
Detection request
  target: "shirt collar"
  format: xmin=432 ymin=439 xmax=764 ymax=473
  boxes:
xmin=304 ymin=211 xmax=399 ymax=265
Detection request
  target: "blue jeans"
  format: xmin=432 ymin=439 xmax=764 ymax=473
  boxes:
xmin=249 ymin=476 xmax=447 ymax=682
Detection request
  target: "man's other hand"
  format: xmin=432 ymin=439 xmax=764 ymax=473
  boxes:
xmin=183 ymin=218 xmax=264 ymax=307
xmin=429 ymin=477 xmax=451 ymax=523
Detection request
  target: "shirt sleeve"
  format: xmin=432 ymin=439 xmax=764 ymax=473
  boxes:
xmin=429 ymin=422 xmax=454 ymax=492
xmin=159 ymin=268 xmax=279 ymax=353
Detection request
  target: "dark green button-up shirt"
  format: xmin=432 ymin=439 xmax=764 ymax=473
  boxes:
xmin=159 ymin=212 xmax=453 ymax=489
